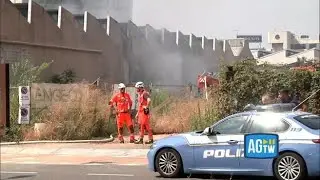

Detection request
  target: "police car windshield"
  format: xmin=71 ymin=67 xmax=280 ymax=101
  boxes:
xmin=293 ymin=114 xmax=320 ymax=130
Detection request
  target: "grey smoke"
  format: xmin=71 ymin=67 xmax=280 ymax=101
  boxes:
xmin=32 ymin=0 xmax=214 ymax=86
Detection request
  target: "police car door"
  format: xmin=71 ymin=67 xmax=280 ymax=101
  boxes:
xmin=239 ymin=113 xmax=290 ymax=171
xmin=194 ymin=114 xmax=250 ymax=170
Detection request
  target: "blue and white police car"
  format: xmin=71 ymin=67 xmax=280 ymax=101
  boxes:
xmin=147 ymin=104 xmax=320 ymax=180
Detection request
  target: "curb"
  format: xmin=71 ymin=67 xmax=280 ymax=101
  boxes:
xmin=0 ymin=135 xmax=114 ymax=145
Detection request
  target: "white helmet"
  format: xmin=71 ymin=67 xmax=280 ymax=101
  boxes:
xmin=118 ymin=83 xmax=126 ymax=89
xmin=135 ymin=81 xmax=144 ymax=88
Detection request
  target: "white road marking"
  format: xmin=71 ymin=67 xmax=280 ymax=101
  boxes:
xmin=1 ymin=161 xmax=145 ymax=166
xmin=0 ymin=161 xmax=13 ymax=163
xmin=1 ymin=171 xmax=38 ymax=174
xmin=115 ymin=163 xmax=146 ymax=166
xmin=83 ymin=163 xmax=105 ymax=166
xmin=87 ymin=173 xmax=134 ymax=177
xmin=17 ymin=162 xmax=42 ymax=164
xmin=12 ymin=157 xmax=35 ymax=160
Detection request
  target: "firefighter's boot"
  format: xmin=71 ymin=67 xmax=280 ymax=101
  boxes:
xmin=134 ymin=138 xmax=143 ymax=144
xmin=145 ymin=139 xmax=153 ymax=144
xmin=128 ymin=125 xmax=136 ymax=143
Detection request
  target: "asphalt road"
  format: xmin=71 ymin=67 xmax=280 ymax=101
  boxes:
xmin=0 ymin=163 xmax=249 ymax=180
xmin=1 ymin=164 xmax=318 ymax=180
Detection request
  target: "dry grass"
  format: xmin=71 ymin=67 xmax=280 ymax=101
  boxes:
xmin=18 ymin=85 xmax=218 ymax=141
xmin=27 ymin=85 xmax=115 ymax=140
xmin=151 ymin=98 xmax=211 ymax=134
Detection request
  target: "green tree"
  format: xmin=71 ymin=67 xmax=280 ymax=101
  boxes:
xmin=190 ymin=59 xmax=320 ymax=131
xmin=215 ymin=59 xmax=319 ymax=117
xmin=50 ymin=68 xmax=76 ymax=84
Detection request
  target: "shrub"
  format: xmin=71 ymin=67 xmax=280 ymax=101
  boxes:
xmin=151 ymin=97 xmax=205 ymax=134
xmin=50 ymin=69 xmax=76 ymax=84
xmin=214 ymin=59 xmax=320 ymax=118
xmin=187 ymin=59 xmax=320 ymax=133
xmin=36 ymin=86 xmax=115 ymax=140
xmin=189 ymin=99 xmax=220 ymax=131
xmin=309 ymin=71 xmax=320 ymax=114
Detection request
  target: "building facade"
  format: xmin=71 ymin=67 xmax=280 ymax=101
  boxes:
xmin=268 ymin=31 xmax=320 ymax=52
xmin=257 ymin=31 xmax=320 ymax=65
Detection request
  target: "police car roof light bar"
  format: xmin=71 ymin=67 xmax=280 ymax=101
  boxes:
xmin=292 ymin=88 xmax=320 ymax=112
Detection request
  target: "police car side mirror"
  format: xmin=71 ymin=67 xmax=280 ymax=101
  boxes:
xmin=203 ymin=127 xmax=213 ymax=136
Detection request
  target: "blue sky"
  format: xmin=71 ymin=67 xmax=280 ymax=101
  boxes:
xmin=132 ymin=0 xmax=319 ymax=49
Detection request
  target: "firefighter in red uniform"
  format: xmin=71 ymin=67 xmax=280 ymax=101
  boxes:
xmin=134 ymin=81 xmax=153 ymax=144
xmin=110 ymin=83 xmax=136 ymax=143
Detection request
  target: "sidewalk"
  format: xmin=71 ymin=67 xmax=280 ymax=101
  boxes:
xmin=0 ymin=134 xmax=172 ymax=166
xmin=1 ymin=134 xmax=170 ymax=149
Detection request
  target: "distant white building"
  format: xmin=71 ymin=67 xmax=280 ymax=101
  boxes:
xmin=268 ymin=31 xmax=320 ymax=52
xmin=257 ymin=31 xmax=320 ymax=65
xmin=251 ymin=48 xmax=272 ymax=59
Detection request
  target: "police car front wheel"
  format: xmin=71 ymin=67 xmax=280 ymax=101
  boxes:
xmin=155 ymin=148 xmax=182 ymax=178
xmin=274 ymin=152 xmax=307 ymax=180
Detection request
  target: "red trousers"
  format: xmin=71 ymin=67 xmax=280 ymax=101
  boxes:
xmin=138 ymin=111 xmax=153 ymax=140
xmin=117 ymin=112 xmax=135 ymax=141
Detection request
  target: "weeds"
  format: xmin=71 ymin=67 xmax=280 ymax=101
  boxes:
xmin=36 ymin=86 xmax=115 ymax=140
xmin=151 ymin=97 xmax=215 ymax=134
xmin=1 ymin=59 xmax=51 ymax=142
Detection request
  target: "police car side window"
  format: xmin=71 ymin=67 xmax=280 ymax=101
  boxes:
xmin=248 ymin=115 xmax=290 ymax=133
xmin=213 ymin=115 xmax=248 ymax=134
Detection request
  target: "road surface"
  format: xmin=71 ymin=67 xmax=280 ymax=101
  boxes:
xmin=2 ymin=163 xmax=319 ymax=180
xmin=0 ymin=163 xmax=243 ymax=180
xmin=1 ymin=139 xmax=318 ymax=180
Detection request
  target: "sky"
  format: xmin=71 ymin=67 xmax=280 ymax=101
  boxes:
xmin=132 ymin=0 xmax=319 ymax=49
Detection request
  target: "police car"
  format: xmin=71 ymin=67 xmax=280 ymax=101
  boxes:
xmin=147 ymin=104 xmax=320 ymax=180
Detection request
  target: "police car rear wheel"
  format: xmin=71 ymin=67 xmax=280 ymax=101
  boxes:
xmin=274 ymin=152 xmax=307 ymax=180
xmin=155 ymin=149 xmax=182 ymax=178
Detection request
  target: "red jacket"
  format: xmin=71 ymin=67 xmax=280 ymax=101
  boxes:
xmin=110 ymin=92 xmax=132 ymax=113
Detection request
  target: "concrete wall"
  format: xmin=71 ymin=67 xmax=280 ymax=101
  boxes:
xmin=287 ymin=48 xmax=320 ymax=63
xmin=230 ymin=39 xmax=254 ymax=60
xmin=1 ymin=0 xmax=125 ymax=83
xmin=30 ymin=0 xmax=133 ymax=22
xmin=258 ymin=48 xmax=320 ymax=65
xmin=2 ymin=0 xmax=254 ymax=86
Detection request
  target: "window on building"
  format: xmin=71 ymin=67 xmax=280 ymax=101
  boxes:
xmin=308 ymin=44 xmax=318 ymax=49
xmin=300 ymin=35 xmax=309 ymax=39
xmin=291 ymin=44 xmax=306 ymax=50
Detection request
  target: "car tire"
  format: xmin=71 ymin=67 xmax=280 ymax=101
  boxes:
xmin=155 ymin=148 xmax=182 ymax=178
xmin=274 ymin=152 xmax=307 ymax=180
